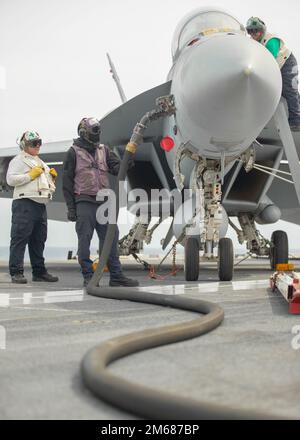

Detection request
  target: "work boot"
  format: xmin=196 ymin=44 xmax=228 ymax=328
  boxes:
xmin=109 ymin=275 xmax=139 ymax=287
xmin=32 ymin=272 xmax=59 ymax=282
xmin=83 ymin=274 xmax=93 ymax=287
xmin=290 ymin=124 xmax=300 ymax=132
xmin=11 ymin=274 xmax=27 ymax=284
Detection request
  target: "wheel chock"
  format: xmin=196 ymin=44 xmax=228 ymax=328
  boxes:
xmin=270 ymin=264 xmax=300 ymax=314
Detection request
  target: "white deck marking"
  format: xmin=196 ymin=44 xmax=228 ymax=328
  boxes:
xmin=137 ymin=279 xmax=268 ymax=295
xmin=0 ymin=279 xmax=270 ymax=308
xmin=0 ymin=290 xmax=84 ymax=307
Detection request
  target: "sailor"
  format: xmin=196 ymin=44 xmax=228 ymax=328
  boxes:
xmin=62 ymin=117 xmax=139 ymax=287
xmin=6 ymin=131 xmax=59 ymax=284
xmin=246 ymin=17 xmax=300 ymax=131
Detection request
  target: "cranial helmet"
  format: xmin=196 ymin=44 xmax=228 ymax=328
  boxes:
xmin=19 ymin=131 xmax=42 ymax=150
xmin=246 ymin=17 xmax=266 ymax=35
xmin=77 ymin=117 xmax=101 ymax=145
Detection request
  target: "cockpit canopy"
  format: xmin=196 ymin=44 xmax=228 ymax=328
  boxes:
xmin=171 ymin=8 xmax=245 ymax=61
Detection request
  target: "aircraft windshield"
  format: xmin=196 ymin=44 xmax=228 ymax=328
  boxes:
xmin=172 ymin=9 xmax=245 ymax=61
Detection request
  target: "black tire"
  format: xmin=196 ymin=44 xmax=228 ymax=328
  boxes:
xmin=270 ymin=230 xmax=289 ymax=270
xmin=218 ymin=238 xmax=234 ymax=281
xmin=184 ymin=238 xmax=199 ymax=281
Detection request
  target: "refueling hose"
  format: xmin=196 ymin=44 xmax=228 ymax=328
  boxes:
xmin=82 ymin=96 xmax=279 ymax=419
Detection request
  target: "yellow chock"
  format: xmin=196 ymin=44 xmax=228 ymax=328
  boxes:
xmin=276 ymin=263 xmax=295 ymax=272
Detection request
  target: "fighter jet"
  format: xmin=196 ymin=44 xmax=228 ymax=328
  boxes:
xmin=1 ymin=7 xmax=300 ymax=281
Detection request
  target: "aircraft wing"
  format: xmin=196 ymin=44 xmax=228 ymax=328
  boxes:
xmin=258 ymin=102 xmax=300 ymax=225
xmin=257 ymin=105 xmax=300 ymax=151
xmin=267 ymin=163 xmax=300 ymax=225
xmin=100 ymin=80 xmax=171 ymax=145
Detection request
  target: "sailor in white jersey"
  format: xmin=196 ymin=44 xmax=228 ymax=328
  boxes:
xmin=6 ymin=131 xmax=59 ymax=284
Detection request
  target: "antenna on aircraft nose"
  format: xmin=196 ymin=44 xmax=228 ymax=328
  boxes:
xmin=106 ymin=53 xmax=127 ymax=103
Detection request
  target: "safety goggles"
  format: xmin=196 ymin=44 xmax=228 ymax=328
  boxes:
xmin=27 ymin=139 xmax=42 ymax=148
xmin=247 ymin=29 xmax=259 ymax=35
xmin=91 ymin=124 xmax=101 ymax=134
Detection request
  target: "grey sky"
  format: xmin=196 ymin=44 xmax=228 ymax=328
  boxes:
xmin=1 ymin=0 xmax=300 ymax=250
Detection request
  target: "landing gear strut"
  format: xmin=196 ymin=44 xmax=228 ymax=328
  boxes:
xmin=183 ymin=157 xmax=233 ymax=282
xmin=229 ymin=215 xmax=289 ymax=270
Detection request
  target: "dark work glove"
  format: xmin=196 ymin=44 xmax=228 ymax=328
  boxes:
xmin=127 ymin=156 xmax=135 ymax=170
xmin=67 ymin=209 xmax=77 ymax=222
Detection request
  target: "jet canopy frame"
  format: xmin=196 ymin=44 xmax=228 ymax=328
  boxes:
xmin=171 ymin=8 xmax=246 ymax=61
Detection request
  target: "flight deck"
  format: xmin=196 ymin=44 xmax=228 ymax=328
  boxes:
xmin=0 ymin=259 xmax=299 ymax=420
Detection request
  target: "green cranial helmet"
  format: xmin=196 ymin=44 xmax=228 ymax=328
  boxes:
xmin=246 ymin=17 xmax=266 ymax=34
xmin=19 ymin=131 xmax=42 ymax=150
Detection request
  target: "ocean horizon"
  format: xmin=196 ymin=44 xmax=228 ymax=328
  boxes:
xmin=0 ymin=245 xmax=183 ymax=262
xmin=1 ymin=245 xmax=300 ymax=263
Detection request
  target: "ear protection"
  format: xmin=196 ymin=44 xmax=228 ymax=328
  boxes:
xmin=78 ymin=118 xmax=88 ymax=139
xmin=19 ymin=133 xmax=26 ymax=150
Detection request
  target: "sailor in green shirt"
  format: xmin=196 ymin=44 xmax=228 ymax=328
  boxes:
xmin=246 ymin=17 xmax=300 ymax=131
xmin=265 ymin=38 xmax=280 ymax=58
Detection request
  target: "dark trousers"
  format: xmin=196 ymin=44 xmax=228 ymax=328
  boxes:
xmin=75 ymin=201 xmax=122 ymax=279
xmin=9 ymin=199 xmax=47 ymax=276
xmin=281 ymin=53 xmax=300 ymax=125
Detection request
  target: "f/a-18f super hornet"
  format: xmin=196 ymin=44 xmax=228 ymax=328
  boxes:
xmin=1 ymin=7 xmax=300 ymax=281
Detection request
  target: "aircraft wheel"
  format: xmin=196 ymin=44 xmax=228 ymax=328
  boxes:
xmin=184 ymin=238 xmax=199 ymax=281
xmin=270 ymin=230 xmax=288 ymax=270
xmin=218 ymin=238 xmax=234 ymax=281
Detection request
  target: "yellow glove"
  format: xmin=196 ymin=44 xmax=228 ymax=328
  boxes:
xmin=49 ymin=168 xmax=58 ymax=178
xmin=28 ymin=166 xmax=43 ymax=180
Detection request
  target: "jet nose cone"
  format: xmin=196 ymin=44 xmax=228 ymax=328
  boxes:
xmin=243 ymin=65 xmax=253 ymax=76
xmin=172 ymin=34 xmax=282 ymax=148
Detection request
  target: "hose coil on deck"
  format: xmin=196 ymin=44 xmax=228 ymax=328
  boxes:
xmin=81 ymin=97 xmax=279 ymax=420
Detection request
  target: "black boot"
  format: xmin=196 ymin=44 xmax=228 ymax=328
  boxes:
xmin=83 ymin=274 xmax=93 ymax=287
xmin=11 ymin=273 xmax=27 ymax=284
xmin=109 ymin=275 xmax=139 ymax=287
xmin=32 ymin=272 xmax=59 ymax=282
